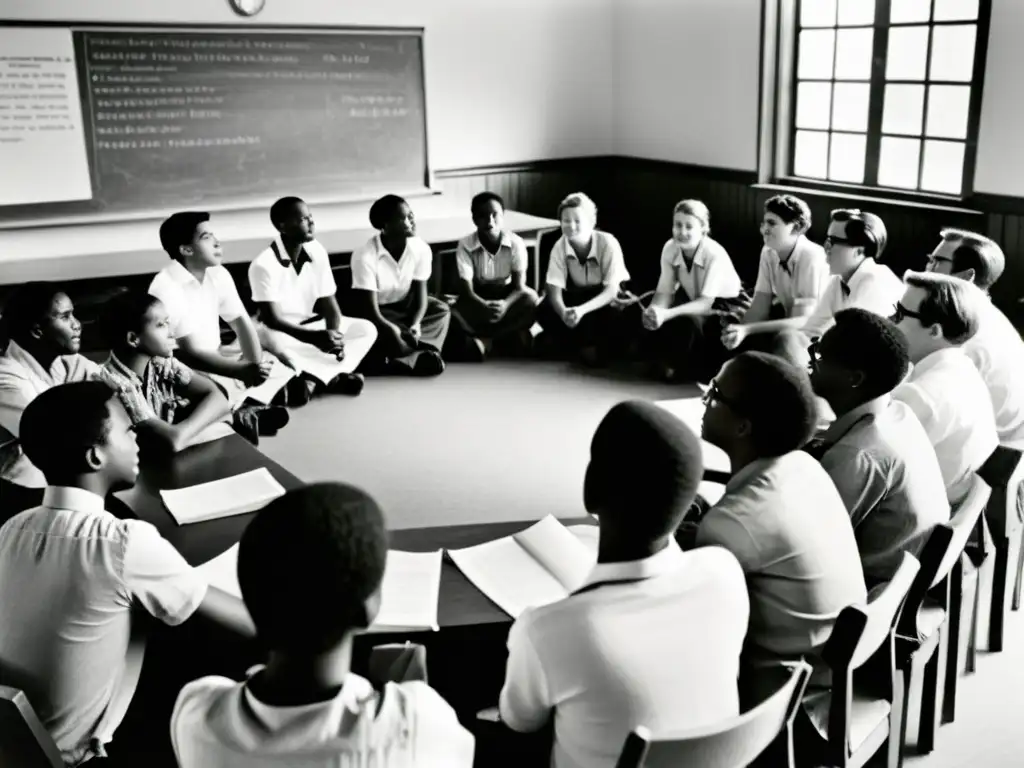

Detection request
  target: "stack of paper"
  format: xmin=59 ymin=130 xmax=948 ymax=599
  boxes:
xmin=160 ymin=468 xmax=287 ymax=525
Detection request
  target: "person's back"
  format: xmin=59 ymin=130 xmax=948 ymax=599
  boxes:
xmin=962 ymin=298 xmax=1024 ymax=449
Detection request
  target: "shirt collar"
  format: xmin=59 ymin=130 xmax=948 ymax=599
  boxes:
xmin=822 ymin=394 xmax=889 ymax=443
xmin=272 ymin=235 xmax=312 ymax=272
xmin=42 ymin=485 xmax=107 ymax=515
xmin=2 ymin=338 xmax=55 ymax=384
xmin=672 ymin=238 xmax=707 ymax=270
xmin=582 ymin=538 xmax=684 ymax=587
xmin=165 ymin=258 xmax=205 ymax=286
xmin=725 ymin=455 xmax=778 ymax=493
xmin=467 ymin=230 xmax=512 ymax=253
xmin=909 ymin=346 xmax=964 ymax=379
xmin=241 ymin=667 xmax=376 ymax=726
xmin=563 ymin=234 xmax=598 ymax=263
xmin=843 ymin=257 xmax=878 ymax=294
xmin=105 ymin=352 xmax=144 ymax=386
xmin=775 ymin=235 xmax=807 ymax=275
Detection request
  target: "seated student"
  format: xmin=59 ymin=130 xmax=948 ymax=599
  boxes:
xmin=171 ymin=482 xmax=474 ymax=767
xmin=801 ymin=209 xmax=904 ymax=342
xmin=693 ymin=352 xmax=867 ymax=707
xmin=0 ymin=283 xmax=100 ymax=513
xmin=924 ymin=228 xmax=1024 ymax=450
xmin=634 ymin=199 xmax=749 ymax=382
xmin=249 ymin=196 xmax=375 ymax=396
xmin=892 ymin=271 xmax=998 ymax=504
xmin=349 ymin=194 xmax=450 ymax=376
xmin=98 ymin=293 xmax=233 ymax=454
xmin=498 ymin=401 xmax=749 ymax=768
xmin=721 ymin=194 xmax=827 ymax=363
xmin=0 ymin=381 xmax=208 ymax=766
xmin=449 ymin=192 xmax=540 ymax=360
xmin=808 ymin=309 xmax=949 ymax=586
xmin=150 ymin=211 xmax=290 ymax=443
xmin=535 ymin=192 xmax=630 ymax=366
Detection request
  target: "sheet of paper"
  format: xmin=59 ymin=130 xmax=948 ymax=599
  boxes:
xmin=159 ymin=467 xmax=286 ymax=525
xmin=243 ymin=361 xmax=297 ymax=406
xmin=513 ymin=515 xmax=595 ymax=592
xmin=368 ymin=549 xmax=443 ymax=633
xmin=655 ymin=397 xmax=731 ymax=473
xmin=565 ymin=523 xmax=600 ymax=557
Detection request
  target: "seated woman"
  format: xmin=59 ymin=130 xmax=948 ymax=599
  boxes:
xmin=348 ymin=195 xmax=450 ymax=376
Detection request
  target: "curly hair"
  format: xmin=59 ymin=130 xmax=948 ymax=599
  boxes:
xmin=821 ymin=309 xmax=910 ymax=400
xmin=764 ymin=194 xmax=811 ymax=234
xmin=729 ymin=351 xmax=819 ymax=456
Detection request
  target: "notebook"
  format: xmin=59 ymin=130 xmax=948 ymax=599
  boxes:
xmin=159 ymin=468 xmax=287 ymax=525
xmin=447 ymin=515 xmax=596 ymax=618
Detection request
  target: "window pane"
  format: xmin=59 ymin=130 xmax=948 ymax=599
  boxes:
xmin=930 ymin=25 xmax=976 ymax=81
xmin=796 ymin=82 xmax=833 ymax=129
xmin=921 ymin=139 xmax=965 ymax=193
xmin=882 ymin=84 xmax=926 ymax=134
xmin=829 ymin=132 xmax=867 ymax=182
xmin=794 ymin=130 xmax=830 ymax=178
xmin=832 ymin=83 xmax=870 ymax=131
xmin=934 ymin=0 xmax=979 ymax=21
xmin=926 ymin=85 xmax=971 ymax=139
xmin=890 ymin=0 xmax=931 ymax=23
xmin=835 ymin=28 xmax=874 ymax=79
xmin=802 ymin=0 xmax=837 ymax=27
xmin=886 ymin=26 xmax=929 ymax=80
xmin=878 ymin=137 xmax=922 ymax=189
xmin=837 ymin=0 xmax=875 ymax=25
xmin=799 ymin=30 xmax=837 ymax=79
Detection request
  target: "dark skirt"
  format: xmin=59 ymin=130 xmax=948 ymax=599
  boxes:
xmin=363 ymin=291 xmax=451 ymax=373
xmin=451 ymin=283 xmax=540 ymax=340
xmin=536 ymin=285 xmax=629 ymax=357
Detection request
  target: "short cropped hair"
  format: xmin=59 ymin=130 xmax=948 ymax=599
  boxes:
xmin=20 ymin=381 xmax=117 ymax=479
xmin=368 ymin=194 xmax=408 ymax=230
xmin=269 ymin=196 xmax=305 ymax=229
xmin=159 ymin=211 xmax=210 ymax=261
xmin=729 ymin=351 xmax=819 ymax=457
xmin=764 ymin=194 xmax=812 ymax=234
xmin=830 ymin=209 xmax=888 ymax=260
xmin=471 ymin=191 xmax=505 ymax=217
xmin=821 ymin=309 xmax=910 ymax=400
xmin=99 ymin=292 xmax=161 ymax=350
xmin=0 ymin=281 xmax=65 ymax=346
xmin=238 ymin=483 xmax=389 ymax=654
xmin=939 ymin=228 xmax=1005 ymax=290
xmin=673 ymin=199 xmax=711 ymax=233
xmin=557 ymin=192 xmax=598 ymax=223
xmin=903 ymin=270 xmax=984 ymax=344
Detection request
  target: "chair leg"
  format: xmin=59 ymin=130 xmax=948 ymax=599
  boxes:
xmin=989 ymin=540 xmax=1010 ymax=653
xmin=1013 ymin=524 xmax=1024 ymax=611
xmin=888 ymin=667 xmax=909 ymax=768
xmin=967 ymin=578 xmax=979 ymax=674
xmin=917 ymin=648 xmax=941 ymax=755
xmin=943 ymin=579 xmax=962 ymax=725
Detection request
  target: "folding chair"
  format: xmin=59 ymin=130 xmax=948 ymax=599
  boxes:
xmin=0 ymin=686 xmax=62 ymax=768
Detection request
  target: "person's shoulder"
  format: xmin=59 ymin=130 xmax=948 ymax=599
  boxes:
xmin=148 ymin=263 xmax=181 ymax=294
xmin=506 ymin=230 xmax=528 ymax=249
xmin=659 ymin=239 xmax=677 ymax=260
xmin=684 ymin=545 xmax=747 ymax=586
xmin=796 ymin=237 xmax=827 ymax=260
xmin=595 ymin=230 xmax=622 ymax=251
xmin=704 ymin=236 xmax=731 ymax=258
xmin=351 ymin=234 xmax=381 ymax=260
xmin=249 ymin=244 xmax=279 ymax=273
xmin=172 ymin=675 xmax=239 ymax=729
xmin=305 ymin=238 xmax=331 ymax=262
xmin=456 ymin=232 xmax=479 ymax=250
xmin=409 ymin=236 xmax=433 ymax=256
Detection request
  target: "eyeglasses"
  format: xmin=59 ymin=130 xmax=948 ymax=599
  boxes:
xmin=824 ymin=235 xmax=855 ymax=248
xmin=926 ymin=253 xmax=954 ymax=266
xmin=890 ymin=302 xmax=925 ymax=324
xmin=702 ymin=379 xmax=743 ymax=412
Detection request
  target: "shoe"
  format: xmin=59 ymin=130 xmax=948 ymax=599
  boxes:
xmin=231 ymin=408 xmax=260 ymax=446
xmin=464 ymin=337 xmax=487 ymax=363
xmin=327 ymin=372 xmax=365 ymax=396
xmin=286 ymin=376 xmax=316 ymax=407
xmin=255 ymin=405 xmax=290 ymax=436
xmin=412 ymin=351 xmax=445 ymax=377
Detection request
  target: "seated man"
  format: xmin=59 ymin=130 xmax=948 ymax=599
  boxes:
xmin=499 ymin=401 xmax=749 ymax=768
xmin=809 ymin=309 xmax=949 ymax=586
xmin=892 ymin=271 xmax=998 ymax=504
xmin=0 ymin=381 xmax=208 ymax=766
xmin=171 ymin=483 xmax=474 ymax=767
xmin=695 ymin=352 xmax=867 ymax=707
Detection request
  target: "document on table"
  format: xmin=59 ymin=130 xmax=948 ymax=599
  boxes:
xmin=160 ymin=468 xmax=287 ymax=525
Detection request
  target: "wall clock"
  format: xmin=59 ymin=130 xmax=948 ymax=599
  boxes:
xmin=229 ymin=0 xmax=266 ymax=17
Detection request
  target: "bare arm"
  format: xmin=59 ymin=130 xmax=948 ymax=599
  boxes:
xmin=349 ymin=288 xmax=414 ymax=355
xmin=230 ymin=313 xmax=263 ymax=363
xmin=574 ymin=284 xmax=620 ymax=316
xmin=315 ymin=295 xmax=345 ymax=333
xmin=256 ymin=300 xmax=332 ymax=350
xmin=458 ymin=277 xmax=490 ymax=312
xmin=171 ymin=373 xmax=232 ymax=446
xmin=545 ymin=284 xmax=568 ymax=322
xmin=174 ymin=340 xmax=250 ymax=380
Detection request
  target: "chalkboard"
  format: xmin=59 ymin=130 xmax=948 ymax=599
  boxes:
xmin=0 ymin=24 xmax=430 ymax=226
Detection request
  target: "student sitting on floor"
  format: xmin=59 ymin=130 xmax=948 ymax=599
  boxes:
xmin=98 ymin=293 xmax=233 ymax=454
xmin=892 ymin=271 xmax=998 ymax=504
xmin=449 ymin=192 xmax=540 ymax=361
xmin=498 ymin=401 xmax=749 ymax=768
xmin=171 ymin=482 xmax=474 ymax=767
xmin=249 ymin=196 xmax=375 ymax=397
xmin=808 ymin=309 xmax=949 ymax=586
xmin=692 ymin=351 xmax=867 ymax=708
xmin=535 ymin=192 xmax=630 ymax=366
xmin=721 ymin=194 xmax=827 ymax=365
xmin=0 ymin=282 xmax=100 ymax=514
xmin=349 ymin=194 xmax=451 ymax=376
xmin=0 ymin=381 xmax=208 ymax=766
xmin=150 ymin=211 xmax=290 ymax=443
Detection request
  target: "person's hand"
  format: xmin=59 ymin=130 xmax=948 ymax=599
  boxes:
xmin=327 ymin=328 xmax=345 ymax=346
xmin=386 ymin=324 xmax=415 ymax=357
xmin=564 ymin=307 xmax=581 ymax=328
xmin=721 ymin=324 xmax=748 ymax=350
xmin=611 ymin=290 xmax=637 ymax=310
xmin=487 ymin=300 xmax=507 ymax=321
xmin=642 ymin=305 xmax=666 ymax=331
xmin=240 ymin=359 xmax=273 ymax=386
xmin=409 ymin=322 xmax=422 ymax=340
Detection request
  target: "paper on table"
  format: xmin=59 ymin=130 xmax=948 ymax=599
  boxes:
xmin=513 ymin=515 xmax=594 ymax=592
xmin=197 ymin=542 xmax=242 ymax=596
xmin=243 ymin=361 xmax=297 ymax=406
xmin=369 ymin=549 xmax=443 ymax=633
xmin=655 ymin=398 xmax=731 ymax=474
xmin=160 ymin=468 xmax=286 ymax=525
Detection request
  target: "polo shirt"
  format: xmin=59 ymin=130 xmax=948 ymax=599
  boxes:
xmin=248 ymin=236 xmax=337 ymax=322
xmin=499 ymin=542 xmax=748 ymax=768
xmin=149 ymin=261 xmax=246 ymax=351
xmin=99 ymin=352 xmax=192 ymax=426
xmin=350 ymin=234 xmax=433 ymax=306
xmin=545 ymin=231 xmax=629 ymax=291
xmin=697 ymin=451 xmax=867 ymax=676
xmin=962 ymin=298 xmax=1024 ymax=450
xmin=656 ymin=236 xmax=742 ymax=302
xmin=455 ymin=230 xmax=528 ymax=287
xmin=0 ymin=486 xmax=207 ymax=766
xmin=802 ymin=258 xmax=904 ymax=340
xmin=752 ymin=235 xmax=829 ymax=315
xmin=0 ymin=339 xmax=100 ymax=488
xmin=818 ymin=396 xmax=950 ymax=585
xmin=894 ymin=347 xmax=998 ymax=504
xmin=171 ymin=669 xmax=474 ymax=768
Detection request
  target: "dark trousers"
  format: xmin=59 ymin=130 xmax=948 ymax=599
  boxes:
xmin=733 ymin=303 xmax=811 ymax=369
xmin=451 ymin=284 xmax=540 ymax=340
xmin=361 ymin=292 xmax=451 ymax=373
xmin=536 ymin=286 xmax=627 ymax=358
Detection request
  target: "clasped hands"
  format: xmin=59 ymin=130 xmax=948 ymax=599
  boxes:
xmin=314 ymin=328 xmax=347 ymax=360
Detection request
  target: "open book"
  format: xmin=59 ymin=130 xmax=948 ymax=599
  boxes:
xmin=160 ymin=468 xmax=287 ymax=525
xmin=447 ymin=515 xmax=597 ymax=618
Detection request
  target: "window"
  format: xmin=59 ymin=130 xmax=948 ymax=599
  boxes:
xmin=779 ymin=0 xmax=989 ymax=197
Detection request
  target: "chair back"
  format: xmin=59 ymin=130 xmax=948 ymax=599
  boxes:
xmin=0 ymin=686 xmax=62 ymax=768
xmin=614 ymin=662 xmax=813 ymax=768
xmin=843 ymin=552 xmax=921 ymax=670
xmin=432 ymin=247 xmax=459 ymax=296
xmin=977 ymin=447 xmax=1024 ymax=538
xmin=934 ymin=475 xmax=992 ymax=588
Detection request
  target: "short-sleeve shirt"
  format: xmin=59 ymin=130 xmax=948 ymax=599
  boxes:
xmin=802 ymin=258 xmax=904 ymax=340
xmin=545 ymin=231 xmax=629 ymax=291
xmin=350 ymin=235 xmax=433 ymax=306
xmin=655 ymin=236 xmax=742 ymax=302
xmin=99 ymin=352 xmax=193 ymax=426
xmin=149 ymin=261 xmax=246 ymax=351
xmin=0 ymin=486 xmax=207 ymax=765
xmin=752 ymin=236 xmax=829 ymax=315
xmin=455 ymin=230 xmax=528 ymax=287
xmin=248 ymin=236 xmax=337 ymax=322
xmin=963 ymin=299 xmax=1024 ymax=450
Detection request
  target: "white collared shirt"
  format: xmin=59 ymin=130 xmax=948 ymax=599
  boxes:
xmin=499 ymin=541 xmax=748 ymax=768
xmin=894 ymin=347 xmax=998 ymax=503
xmin=962 ymin=298 xmax=1024 ymax=450
xmin=0 ymin=487 xmax=207 ymax=765
xmin=248 ymin=236 xmax=337 ymax=322
xmin=802 ymin=258 xmax=904 ymax=340
xmin=545 ymin=231 xmax=629 ymax=290
xmin=350 ymin=234 xmax=433 ymax=306
xmin=171 ymin=669 xmax=474 ymax=768
xmin=656 ymin=236 xmax=742 ymax=301
xmin=455 ymin=230 xmax=528 ymax=286
xmin=149 ymin=261 xmax=247 ymax=351
xmin=753 ymin=235 xmax=829 ymax=315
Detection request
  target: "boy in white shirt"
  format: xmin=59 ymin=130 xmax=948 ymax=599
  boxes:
xmin=171 ymin=482 xmax=474 ymax=768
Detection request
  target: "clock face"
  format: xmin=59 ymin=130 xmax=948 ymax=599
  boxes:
xmin=230 ymin=0 xmax=266 ymax=16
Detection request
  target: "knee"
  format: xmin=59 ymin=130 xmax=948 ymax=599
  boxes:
xmin=353 ymin=317 xmax=379 ymax=344
xmin=427 ymin=296 xmax=451 ymax=316
xmin=519 ymin=286 xmax=540 ymax=306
